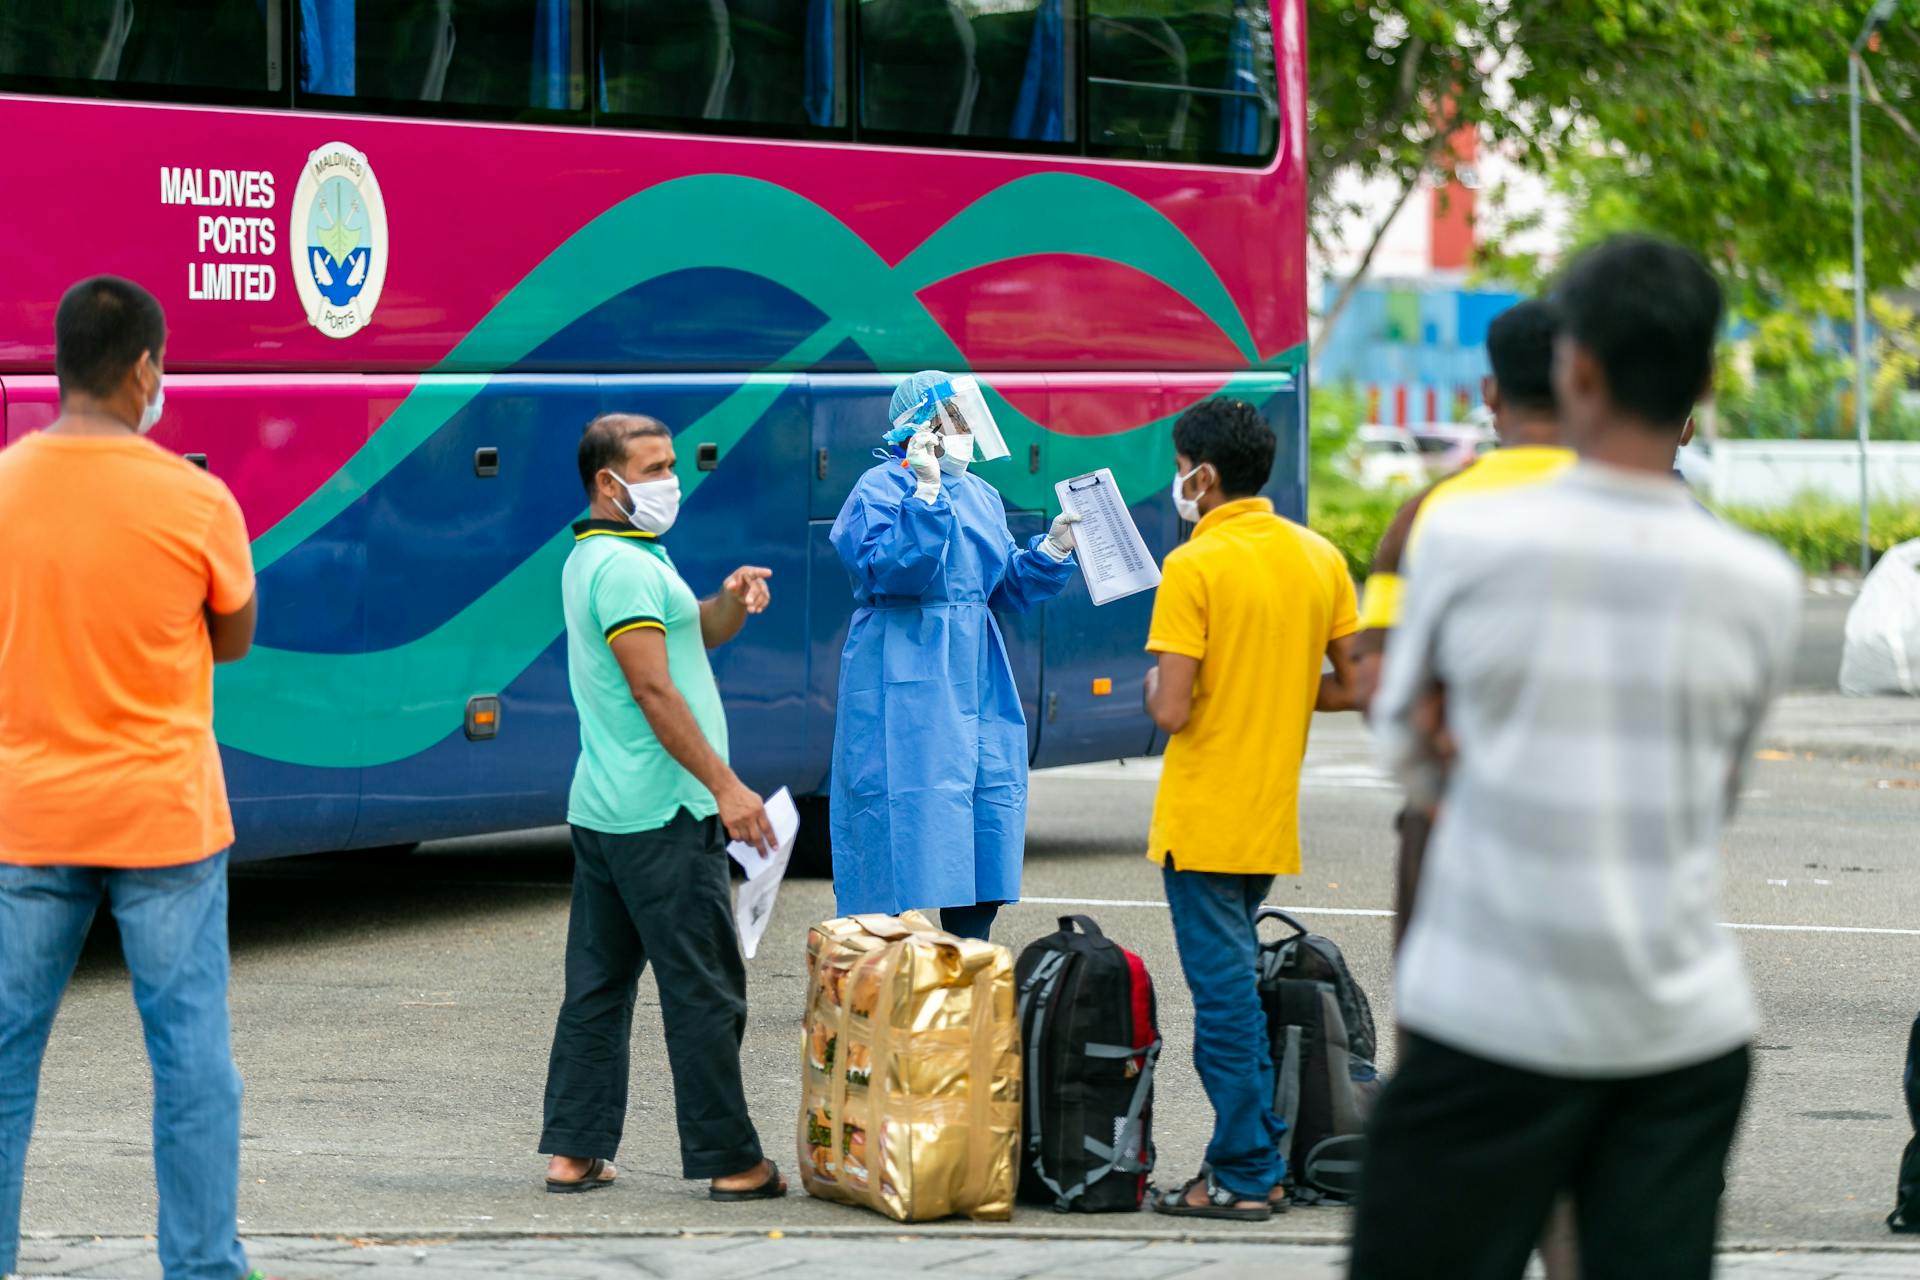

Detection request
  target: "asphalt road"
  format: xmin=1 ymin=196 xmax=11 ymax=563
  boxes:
xmin=18 ymin=709 xmax=1920 ymax=1251
xmin=1794 ymin=589 xmax=1852 ymax=691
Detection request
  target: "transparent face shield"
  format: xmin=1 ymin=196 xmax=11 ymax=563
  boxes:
xmin=889 ymin=375 xmax=1011 ymax=462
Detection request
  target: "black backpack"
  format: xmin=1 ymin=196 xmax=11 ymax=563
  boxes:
xmin=1015 ymin=915 xmax=1161 ymax=1212
xmin=1256 ymin=906 xmax=1382 ymax=1205
xmin=1891 ymin=1013 xmax=1920 ymax=1232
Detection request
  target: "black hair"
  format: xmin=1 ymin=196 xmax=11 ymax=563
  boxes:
xmin=55 ymin=276 xmax=166 ymax=400
xmin=1486 ymin=298 xmax=1560 ymax=414
xmin=577 ymin=413 xmax=670 ymax=495
xmin=1552 ymin=235 xmax=1723 ymax=428
xmin=1172 ymin=397 xmax=1276 ymax=498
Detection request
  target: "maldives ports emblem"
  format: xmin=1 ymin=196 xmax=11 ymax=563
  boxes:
xmin=290 ymin=142 xmax=388 ymax=339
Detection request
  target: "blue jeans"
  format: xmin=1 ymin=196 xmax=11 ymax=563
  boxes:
xmin=0 ymin=853 xmax=249 ymax=1280
xmin=1162 ymin=863 xmax=1286 ymax=1199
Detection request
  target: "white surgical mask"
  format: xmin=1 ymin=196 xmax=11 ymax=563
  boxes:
xmin=606 ymin=471 xmax=681 ymax=535
xmin=1171 ymin=464 xmax=1206 ymax=523
xmin=136 ymin=383 xmax=164 ymax=436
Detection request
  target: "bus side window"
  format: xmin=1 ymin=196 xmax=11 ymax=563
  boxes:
xmin=596 ymin=0 xmax=846 ymax=132
xmin=726 ymin=0 xmax=847 ymax=129
xmin=597 ymin=0 xmax=735 ymax=123
xmin=298 ymin=0 xmax=586 ymax=114
xmin=1087 ymin=0 xmax=1276 ymax=165
xmin=858 ymin=0 xmax=1076 ymax=147
xmin=0 ymin=0 xmax=279 ymax=98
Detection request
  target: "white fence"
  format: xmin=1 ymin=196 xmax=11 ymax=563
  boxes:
xmin=1702 ymin=440 xmax=1920 ymax=509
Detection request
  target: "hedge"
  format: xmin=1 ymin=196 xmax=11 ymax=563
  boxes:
xmin=1308 ymin=489 xmax=1920 ymax=579
xmin=1310 ymin=490 xmax=1404 ymax=582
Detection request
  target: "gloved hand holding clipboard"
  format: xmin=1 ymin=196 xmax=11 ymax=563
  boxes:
xmin=1055 ymin=469 xmax=1162 ymax=606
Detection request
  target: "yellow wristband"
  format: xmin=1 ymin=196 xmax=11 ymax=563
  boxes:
xmin=1357 ymin=572 xmax=1405 ymax=632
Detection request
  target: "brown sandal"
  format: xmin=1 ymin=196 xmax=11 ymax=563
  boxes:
xmin=1150 ymin=1171 xmax=1273 ymax=1222
xmin=709 ymin=1159 xmax=788 ymax=1202
xmin=545 ymin=1157 xmax=616 ymax=1194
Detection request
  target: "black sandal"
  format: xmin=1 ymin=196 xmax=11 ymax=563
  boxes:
xmin=1150 ymin=1170 xmax=1273 ymax=1222
xmin=709 ymin=1159 xmax=788 ymax=1202
xmin=545 ymin=1157 xmax=616 ymax=1194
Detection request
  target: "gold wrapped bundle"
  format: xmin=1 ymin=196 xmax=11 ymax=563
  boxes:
xmin=797 ymin=911 xmax=1020 ymax=1222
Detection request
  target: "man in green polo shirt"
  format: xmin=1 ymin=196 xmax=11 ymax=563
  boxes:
xmin=540 ymin=413 xmax=786 ymax=1203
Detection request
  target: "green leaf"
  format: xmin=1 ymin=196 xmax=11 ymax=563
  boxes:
xmin=316 ymin=188 xmax=361 ymax=268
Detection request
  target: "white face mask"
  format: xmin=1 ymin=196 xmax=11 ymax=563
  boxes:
xmin=606 ymin=471 xmax=681 ymax=535
xmin=1171 ymin=464 xmax=1207 ymax=523
xmin=936 ymin=430 xmax=974 ymax=477
xmin=136 ymin=383 xmax=164 ymax=436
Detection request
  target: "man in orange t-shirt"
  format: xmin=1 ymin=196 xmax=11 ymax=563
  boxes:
xmin=0 ymin=277 xmax=264 ymax=1280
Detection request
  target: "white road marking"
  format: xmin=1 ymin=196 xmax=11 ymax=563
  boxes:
xmin=1023 ymin=896 xmax=1920 ymax=937
xmin=1043 ymin=760 xmax=1397 ymax=790
xmin=1027 ymin=896 xmax=1391 ymax=919
xmin=1042 ymin=760 xmax=1163 ymax=782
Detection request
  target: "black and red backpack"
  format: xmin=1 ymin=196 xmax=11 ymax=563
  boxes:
xmin=1015 ymin=915 xmax=1160 ymax=1212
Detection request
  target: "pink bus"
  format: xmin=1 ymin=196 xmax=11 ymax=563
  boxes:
xmin=0 ymin=0 xmax=1308 ymax=861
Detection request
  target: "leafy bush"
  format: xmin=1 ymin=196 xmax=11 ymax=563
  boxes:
xmin=1309 ymin=482 xmax=1403 ymax=582
xmin=1308 ymin=486 xmax=1910 ymax=581
xmin=1715 ymin=499 xmax=1920 ymax=574
xmin=1309 ymin=381 xmax=1369 ymax=488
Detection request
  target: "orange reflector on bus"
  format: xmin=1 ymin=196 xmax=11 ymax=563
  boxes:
xmin=1092 ymin=678 xmax=1113 ymax=696
xmin=465 ymin=695 xmax=502 ymax=741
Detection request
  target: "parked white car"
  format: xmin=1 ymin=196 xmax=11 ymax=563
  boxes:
xmin=1410 ymin=422 xmax=1498 ymax=478
xmin=1675 ymin=437 xmax=1714 ymax=491
xmin=1349 ymin=425 xmax=1428 ymax=491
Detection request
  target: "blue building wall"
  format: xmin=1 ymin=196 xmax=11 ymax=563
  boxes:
xmin=1315 ymin=281 xmax=1524 ymax=423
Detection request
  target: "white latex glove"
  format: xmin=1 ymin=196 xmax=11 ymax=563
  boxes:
xmin=1043 ymin=511 xmax=1083 ymax=561
xmin=905 ymin=430 xmax=942 ymax=502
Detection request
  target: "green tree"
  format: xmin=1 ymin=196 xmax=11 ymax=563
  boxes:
xmin=1498 ymin=0 xmax=1920 ymax=297
xmin=1306 ymin=0 xmax=1508 ymax=351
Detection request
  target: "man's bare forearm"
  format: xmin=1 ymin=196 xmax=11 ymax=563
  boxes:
xmin=1316 ymin=678 xmax=1357 ymax=712
xmin=633 ymin=683 xmax=736 ymax=797
xmin=699 ymin=594 xmax=747 ymax=648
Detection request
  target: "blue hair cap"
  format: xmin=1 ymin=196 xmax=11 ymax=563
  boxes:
xmin=889 ymin=370 xmax=954 ymax=424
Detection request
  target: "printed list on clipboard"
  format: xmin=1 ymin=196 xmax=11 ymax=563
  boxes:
xmin=1056 ymin=468 xmax=1162 ymax=607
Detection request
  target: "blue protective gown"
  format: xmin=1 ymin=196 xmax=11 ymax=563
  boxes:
xmin=828 ymin=461 xmax=1077 ymax=916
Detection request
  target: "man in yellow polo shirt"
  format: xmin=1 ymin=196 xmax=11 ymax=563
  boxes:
xmin=1347 ymin=299 xmax=1574 ymax=950
xmin=1142 ymin=397 xmax=1360 ymax=1221
xmin=1346 ymin=299 xmax=1580 ymax=1278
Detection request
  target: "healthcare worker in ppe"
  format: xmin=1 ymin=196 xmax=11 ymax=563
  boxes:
xmin=828 ymin=370 xmax=1082 ymax=940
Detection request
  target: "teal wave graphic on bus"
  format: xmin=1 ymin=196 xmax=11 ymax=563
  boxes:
xmin=216 ymin=173 xmax=1304 ymax=769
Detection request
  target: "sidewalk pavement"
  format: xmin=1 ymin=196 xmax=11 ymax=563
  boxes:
xmin=1761 ymin=694 xmax=1920 ymax=766
xmin=15 ymin=1232 xmax=1920 ymax=1280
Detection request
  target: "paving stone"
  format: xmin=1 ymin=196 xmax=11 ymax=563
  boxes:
xmin=21 ymin=1234 xmax=1920 ymax=1280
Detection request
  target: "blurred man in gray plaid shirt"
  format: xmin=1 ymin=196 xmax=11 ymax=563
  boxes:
xmin=1351 ymin=236 xmax=1801 ymax=1280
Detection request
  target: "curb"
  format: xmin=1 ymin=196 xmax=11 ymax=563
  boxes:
xmin=24 ymin=1228 xmax=1920 ymax=1251
xmin=20 ymin=1224 xmax=1350 ymax=1250
xmin=1758 ymin=734 xmax=1920 ymax=768
xmin=23 ymin=1226 xmax=1350 ymax=1247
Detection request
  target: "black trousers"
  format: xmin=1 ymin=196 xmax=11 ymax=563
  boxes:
xmin=539 ymin=812 xmax=763 ymax=1179
xmin=1349 ymin=1033 xmax=1751 ymax=1280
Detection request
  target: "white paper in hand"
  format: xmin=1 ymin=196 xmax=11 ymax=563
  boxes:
xmin=727 ymin=787 xmax=798 ymax=880
xmin=1056 ymin=468 xmax=1162 ymax=606
xmin=728 ymin=787 xmax=800 ymax=960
